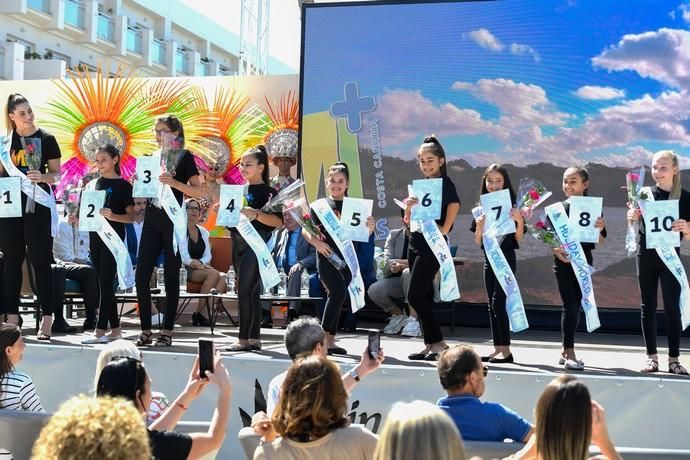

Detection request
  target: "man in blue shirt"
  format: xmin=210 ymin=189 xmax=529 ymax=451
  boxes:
xmin=436 ymin=344 xmax=533 ymax=443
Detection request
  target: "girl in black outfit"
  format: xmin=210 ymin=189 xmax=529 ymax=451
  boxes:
xmin=135 ymin=115 xmax=202 ymax=347
xmin=471 ymin=164 xmax=524 ymax=363
xmin=81 ymin=145 xmax=134 ymax=344
xmin=552 ymin=167 xmax=606 ymax=371
xmin=226 ymin=145 xmax=283 ymax=352
xmin=0 ymin=94 xmax=61 ymax=339
xmin=405 ymin=137 xmax=460 ymax=361
xmin=627 ymin=150 xmax=690 ymax=375
xmin=302 ymin=162 xmax=375 ymax=355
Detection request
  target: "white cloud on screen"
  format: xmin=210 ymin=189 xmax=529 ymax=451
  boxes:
xmin=575 ymin=86 xmax=626 ymax=100
xmin=466 ymin=28 xmax=540 ymax=62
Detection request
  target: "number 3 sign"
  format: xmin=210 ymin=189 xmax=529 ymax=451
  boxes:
xmin=133 ymin=155 xmax=161 ymax=198
xmin=644 ymin=200 xmax=679 ymax=249
xmin=0 ymin=177 xmax=22 ymax=218
xmin=340 ymin=197 xmax=373 ymax=242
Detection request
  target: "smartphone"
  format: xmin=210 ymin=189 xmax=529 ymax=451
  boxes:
xmin=367 ymin=331 xmax=380 ymax=360
xmin=198 ymin=339 xmax=215 ymax=379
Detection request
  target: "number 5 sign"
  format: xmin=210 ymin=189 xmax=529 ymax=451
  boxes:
xmin=216 ymin=184 xmax=244 ymax=228
xmin=340 ymin=197 xmax=373 ymax=242
xmin=568 ymin=196 xmax=603 ymax=244
xmin=78 ymin=190 xmax=106 ymax=232
xmin=411 ymin=178 xmax=442 ymax=221
xmin=643 ymin=200 xmax=679 ymax=249
xmin=0 ymin=177 xmax=22 ymax=218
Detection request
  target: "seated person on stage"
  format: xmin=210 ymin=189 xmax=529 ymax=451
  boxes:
xmin=52 ymin=213 xmax=99 ymax=332
xmin=184 ymin=198 xmax=226 ymax=327
xmin=436 ymin=344 xmax=533 ymax=443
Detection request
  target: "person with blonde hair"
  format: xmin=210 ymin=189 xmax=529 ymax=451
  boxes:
xmin=31 ymin=395 xmax=151 ymax=460
xmin=509 ymin=375 xmax=621 ymax=460
xmin=374 ymin=400 xmax=467 ymax=460
xmin=253 ymin=355 xmax=377 ymax=460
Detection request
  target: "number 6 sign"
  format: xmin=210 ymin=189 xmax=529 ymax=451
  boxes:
xmin=216 ymin=184 xmax=245 ymax=228
xmin=643 ymin=200 xmax=679 ymax=249
xmin=568 ymin=196 xmax=603 ymax=243
xmin=340 ymin=197 xmax=373 ymax=242
xmin=0 ymin=177 xmax=22 ymax=218
xmin=78 ymin=190 xmax=106 ymax=232
xmin=411 ymin=178 xmax=442 ymax=221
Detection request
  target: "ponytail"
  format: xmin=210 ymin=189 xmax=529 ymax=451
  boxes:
xmin=6 ymin=93 xmax=28 ymax=135
xmin=419 ymin=135 xmax=448 ymax=176
xmin=327 ymin=161 xmax=350 ymax=196
xmin=244 ymin=144 xmax=270 ymax=184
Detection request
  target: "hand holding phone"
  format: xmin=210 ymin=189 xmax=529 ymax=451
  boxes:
xmin=367 ymin=331 xmax=380 ymax=360
xmin=198 ymin=339 xmax=215 ymax=379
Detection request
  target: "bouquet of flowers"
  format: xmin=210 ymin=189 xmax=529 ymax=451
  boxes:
xmin=624 ymin=166 xmax=646 ymax=256
xmin=21 ymin=137 xmax=42 ymax=213
xmin=64 ymin=180 xmax=82 ymax=217
xmin=261 ymin=178 xmax=305 ymax=214
xmin=515 ymin=177 xmax=552 ymax=219
xmin=160 ymin=133 xmax=184 ymax=176
xmin=525 ymin=211 xmax=562 ymax=250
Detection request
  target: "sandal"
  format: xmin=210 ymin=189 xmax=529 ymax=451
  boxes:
xmin=154 ymin=334 xmax=172 ymax=347
xmin=226 ymin=342 xmax=252 ymax=352
xmin=669 ymin=361 xmax=689 ymax=375
xmin=36 ymin=332 xmax=51 ymax=341
xmin=134 ymin=332 xmax=153 ymax=347
xmin=641 ymin=358 xmax=659 ymax=373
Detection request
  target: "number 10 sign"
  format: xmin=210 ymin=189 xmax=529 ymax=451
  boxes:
xmin=643 ymin=200 xmax=679 ymax=249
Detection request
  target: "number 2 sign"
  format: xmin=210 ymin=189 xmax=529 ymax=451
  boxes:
xmin=78 ymin=190 xmax=106 ymax=232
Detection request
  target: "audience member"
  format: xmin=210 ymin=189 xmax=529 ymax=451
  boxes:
xmin=253 ymin=356 xmax=378 ymax=460
xmin=436 ymin=344 xmax=533 ymax=443
xmin=31 ymin=395 xmax=151 ymax=460
xmin=509 ymin=375 xmax=621 ymax=460
xmin=374 ymin=400 xmax=468 ymax=460
xmin=124 ymin=198 xmax=148 ymax=268
xmin=93 ymin=339 xmax=169 ymax=424
xmin=97 ymin=355 xmax=231 ymax=460
xmin=0 ymin=324 xmax=43 ymax=412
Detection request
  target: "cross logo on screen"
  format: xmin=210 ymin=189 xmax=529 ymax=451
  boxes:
xmin=330 ymin=81 xmax=375 ymax=133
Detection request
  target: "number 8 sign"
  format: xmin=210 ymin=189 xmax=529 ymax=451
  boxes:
xmin=411 ymin=178 xmax=442 ymax=221
xmin=643 ymin=200 xmax=679 ymax=249
xmin=340 ymin=197 xmax=373 ymax=242
xmin=0 ymin=177 xmax=22 ymax=218
xmin=216 ymin=184 xmax=245 ymax=228
xmin=568 ymin=196 xmax=603 ymax=243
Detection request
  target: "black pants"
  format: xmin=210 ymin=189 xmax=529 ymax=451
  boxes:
xmin=91 ymin=236 xmax=120 ymax=330
xmin=136 ymin=208 xmax=180 ymax=332
xmin=233 ymin=231 xmax=272 ymax=340
xmin=408 ymin=242 xmax=443 ymax=345
xmin=317 ymin=253 xmax=352 ymax=335
xmin=637 ymin=250 xmax=683 ymax=357
xmin=554 ymin=263 xmax=582 ymax=349
xmin=52 ymin=262 xmax=99 ymax=323
xmin=484 ymin=249 xmax=515 ymax=347
xmin=0 ymin=196 xmax=54 ymax=316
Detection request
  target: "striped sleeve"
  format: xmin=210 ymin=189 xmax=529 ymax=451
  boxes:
xmin=19 ymin=376 xmax=44 ymax=413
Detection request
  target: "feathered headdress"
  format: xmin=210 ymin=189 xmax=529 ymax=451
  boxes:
xmin=259 ymin=91 xmax=299 ymax=163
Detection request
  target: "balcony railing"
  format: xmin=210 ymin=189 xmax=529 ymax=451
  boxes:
xmin=175 ymin=50 xmax=188 ymax=75
xmin=97 ymin=13 xmax=115 ymax=42
xmin=126 ymin=27 xmax=143 ymax=54
xmin=200 ymin=61 xmax=211 ymax=76
xmin=152 ymin=39 xmax=166 ymax=65
xmin=27 ymin=0 xmax=51 ymax=14
xmin=64 ymin=0 xmax=85 ymax=29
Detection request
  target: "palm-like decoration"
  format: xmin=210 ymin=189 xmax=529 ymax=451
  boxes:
xmin=256 ymin=91 xmax=299 ymax=166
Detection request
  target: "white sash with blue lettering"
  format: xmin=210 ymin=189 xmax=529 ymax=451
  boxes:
xmin=85 ymin=180 xmax=134 ymax=289
xmin=311 ymin=198 xmax=366 ymax=312
xmin=639 ymin=190 xmax=690 ymax=330
xmin=159 ymin=181 xmax=192 ymax=265
xmin=236 ymin=214 xmax=280 ymax=289
xmin=472 ymin=205 xmax=527 ymax=332
xmin=419 ymin=220 xmax=460 ymax=302
xmin=546 ymin=202 xmax=601 ymax=332
xmin=0 ymin=135 xmax=58 ymax=236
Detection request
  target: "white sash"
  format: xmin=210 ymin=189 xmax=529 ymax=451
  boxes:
xmin=158 ymin=183 xmax=192 ymax=265
xmin=235 ymin=215 xmax=280 ymax=289
xmin=419 ymin=220 xmax=460 ymax=302
xmin=311 ymin=198 xmax=366 ymax=312
xmin=546 ymin=202 xmax=601 ymax=332
xmin=0 ymin=135 xmax=58 ymax=236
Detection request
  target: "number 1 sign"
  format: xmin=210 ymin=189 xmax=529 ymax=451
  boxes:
xmin=568 ymin=196 xmax=603 ymax=244
xmin=643 ymin=200 xmax=679 ymax=249
xmin=0 ymin=177 xmax=22 ymax=218
xmin=216 ymin=185 xmax=245 ymax=228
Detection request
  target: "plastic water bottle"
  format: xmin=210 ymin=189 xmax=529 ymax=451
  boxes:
xmin=156 ymin=265 xmax=165 ymax=290
xmin=226 ymin=267 xmax=235 ymax=294
xmin=179 ymin=267 xmax=187 ymax=293
xmin=300 ymin=270 xmax=309 ymax=297
xmin=278 ymin=268 xmax=287 ymax=296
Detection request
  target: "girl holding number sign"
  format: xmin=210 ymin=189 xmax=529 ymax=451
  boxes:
xmin=405 ymin=136 xmax=460 ymax=361
xmin=134 ymin=115 xmax=202 ymax=347
xmin=303 ymin=162 xmax=375 ymax=355
xmin=552 ymin=167 xmax=606 ymax=370
xmin=627 ymin=151 xmax=690 ymax=375
xmin=0 ymin=94 xmax=61 ymax=338
xmin=226 ymin=145 xmax=283 ymax=352
xmin=471 ymin=164 xmax=523 ymax=363
xmin=82 ymin=145 xmax=134 ymax=344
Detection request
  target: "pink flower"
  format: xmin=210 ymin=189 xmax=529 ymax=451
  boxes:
xmin=535 ymin=220 xmax=546 ymax=229
xmin=529 ymin=190 xmax=540 ymax=200
xmin=25 ymin=144 xmax=35 ymax=154
xmin=303 ymin=214 xmax=310 ymax=220
xmin=629 ymin=173 xmax=639 ymax=182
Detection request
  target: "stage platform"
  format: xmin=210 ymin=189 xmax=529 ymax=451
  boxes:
xmin=16 ymin=312 xmax=690 ymax=458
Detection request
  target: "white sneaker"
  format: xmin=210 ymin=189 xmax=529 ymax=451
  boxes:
xmin=401 ymin=317 xmax=422 ymax=337
xmin=81 ymin=335 xmax=108 ymax=345
xmin=383 ymin=314 xmax=409 ymax=334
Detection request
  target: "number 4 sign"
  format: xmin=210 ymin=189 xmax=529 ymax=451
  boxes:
xmin=340 ymin=197 xmax=373 ymax=242
xmin=644 ymin=200 xmax=679 ymax=249
xmin=568 ymin=196 xmax=603 ymax=244
xmin=0 ymin=177 xmax=22 ymax=218
xmin=216 ymin=184 xmax=244 ymax=228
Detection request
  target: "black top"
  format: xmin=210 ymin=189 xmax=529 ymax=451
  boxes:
xmin=145 ymin=149 xmax=199 ymax=223
xmin=553 ymin=200 xmax=607 ymax=267
xmin=148 ymin=429 xmax=192 ymax=460
xmin=410 ymin=175 xmax=461 ymax=251
xmin=93 ymin=177 xmax=133 ymax=239
xmin=470 ymin=219 xmax=520 ymax=253
xmin=311 ymin=197 xmax=344 ymax=257
xmin=188 ymin=225 xmax=206 ymax=260
xmin=230 ymin=183 xmax=281 ymax=241
xmin=5 ymin=128 xmax=61 ymax=193
xmin=638 ymin=186 xmax=690 ymax=252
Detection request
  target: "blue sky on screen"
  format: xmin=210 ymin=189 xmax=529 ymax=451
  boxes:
xmin=302 ymin=0 xmax=690 ymax=167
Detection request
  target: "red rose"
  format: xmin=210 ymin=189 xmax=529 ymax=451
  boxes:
xmin=529 ymin=190 xmax=540 ymax=200
xmin=25 ymin=144 xmax=35 ymax=153
xmin=535 ymin=220 xmax=546 ymax=229
xmin=629 ymin=173 xmax=639 ymax=182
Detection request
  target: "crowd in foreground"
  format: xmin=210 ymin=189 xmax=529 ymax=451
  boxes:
xmin=1 ymin=319 xmax=623 ymax=460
